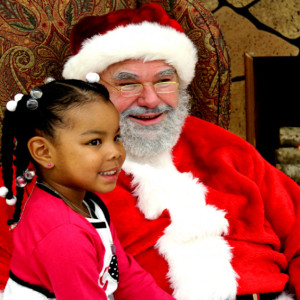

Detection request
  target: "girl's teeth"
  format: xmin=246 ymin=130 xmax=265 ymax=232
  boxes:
xmin=100 ymin=170 xmax=117 ymax=175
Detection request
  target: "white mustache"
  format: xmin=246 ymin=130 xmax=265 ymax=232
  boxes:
xmin=121 ymin=105 xmax=173 ymax=118
xmin=118 ymin=89 xmax=190 ymax=160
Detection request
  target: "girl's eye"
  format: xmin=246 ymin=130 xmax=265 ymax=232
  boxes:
xmin=88 ymin=139 xmax=102 ymax=146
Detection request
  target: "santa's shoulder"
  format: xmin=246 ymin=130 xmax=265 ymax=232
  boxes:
xmin=179 ymin=115 xmax=253 ymax=151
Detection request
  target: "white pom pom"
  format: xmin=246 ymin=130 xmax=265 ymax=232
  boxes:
xmin=86 ymin=72 xmax=100 ymax=83
xmin=6 ymin=195 xmax=17 ymax=206
xmin=6 ymin=100 xmax=17 ymax=112
xmin=0 ymin=186 xmax=8 ymax=198
xmin=14 ymin=93 xmax=23 ymax=102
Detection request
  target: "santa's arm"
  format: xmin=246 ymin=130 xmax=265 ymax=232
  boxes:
xmin=260 ymin=158 xmax=300 ymax=298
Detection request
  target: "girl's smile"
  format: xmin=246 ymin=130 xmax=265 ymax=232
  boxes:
xmin=98 ymin=167 xmax=122 ymax=182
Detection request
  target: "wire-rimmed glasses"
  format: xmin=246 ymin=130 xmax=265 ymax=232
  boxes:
xmin=100 ymin=78 xmax=178 ymax=97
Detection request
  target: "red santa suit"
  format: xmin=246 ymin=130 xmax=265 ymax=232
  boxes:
xmin=100 ymin=116 xmax=300 ymax=300
xmin=59 ymin=3 xmax=300 ymax=299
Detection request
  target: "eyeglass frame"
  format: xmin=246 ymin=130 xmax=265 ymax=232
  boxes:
xmin=99 ymin=77 xmax=179 ymax=97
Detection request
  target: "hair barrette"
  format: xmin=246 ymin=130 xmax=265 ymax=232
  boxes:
xmin=86 ymin=72 xmax=100 ymax=83
xmin=26 ymin=87 xmax=43 ymax=110
xmin=6 ymin=93 xmax=24 ymax=112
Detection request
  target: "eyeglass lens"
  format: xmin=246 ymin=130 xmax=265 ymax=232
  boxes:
xmin=121 ymin=82 xmax=177 ymax=97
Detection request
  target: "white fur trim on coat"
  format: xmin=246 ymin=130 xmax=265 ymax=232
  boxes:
xmin=274 ymin=292 xmax=294 ymax=300
xmin=123 ymin=152 xmax=238 ymax=300
xmin=62 ymin=21 xmax=198 ymax=88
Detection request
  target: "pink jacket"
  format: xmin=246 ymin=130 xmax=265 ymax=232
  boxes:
xmin=3 ymin=185 xmax=175 ymax=300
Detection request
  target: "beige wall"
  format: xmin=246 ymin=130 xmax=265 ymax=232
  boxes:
xmin=200 ymin=0 xmax=300 ymax=139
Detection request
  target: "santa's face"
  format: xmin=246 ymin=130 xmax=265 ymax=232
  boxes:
xmin=100 ymin=59 xmax=190 ymax=160
xmin=100 ymin=59 xmax=179 ymax=121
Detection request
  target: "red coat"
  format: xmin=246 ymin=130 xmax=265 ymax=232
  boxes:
xmin=101 ymin=116 xmax=300 ymax=299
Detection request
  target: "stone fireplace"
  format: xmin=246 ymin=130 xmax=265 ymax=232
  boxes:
xmin=245 ymin=54 xmax=300 ymax=182
xmin=276 ymin=127 xmax=300 ymax=184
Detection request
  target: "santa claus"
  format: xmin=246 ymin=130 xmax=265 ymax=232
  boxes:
xmin=61 ymin=3 xmax=300 ymax=300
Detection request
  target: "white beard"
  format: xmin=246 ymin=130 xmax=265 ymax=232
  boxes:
xmin=119 ymin=89 xmax=190 ymax=162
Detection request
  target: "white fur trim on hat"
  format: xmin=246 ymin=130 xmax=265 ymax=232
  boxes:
xmin=63 ymin=21 xmax=198 ymax=88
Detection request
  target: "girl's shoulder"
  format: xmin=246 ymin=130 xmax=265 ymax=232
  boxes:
xmin=14 ymin=186 xmax=95 ymax=244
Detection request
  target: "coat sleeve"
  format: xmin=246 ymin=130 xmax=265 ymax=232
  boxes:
xmin=110 ymin=223 xmax=175 ymax=300
xmin=228 ymin=138 xmax=300 ymax=297
xmin=31 ymin=224 xmax=108 ymax=300
xmin=233 ymin=137 xmax=300 ymax=298
xmin=260 ymin=159 xmax=300 ymax=298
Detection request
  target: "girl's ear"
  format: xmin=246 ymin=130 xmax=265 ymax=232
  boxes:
xmin=27 ymin=136 xmax=54 ymax=169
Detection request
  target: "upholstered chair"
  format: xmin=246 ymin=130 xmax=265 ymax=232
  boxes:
xmin=0 ymin=0 xmax=231 ymax=289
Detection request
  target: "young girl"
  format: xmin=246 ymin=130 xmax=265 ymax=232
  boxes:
xmin=0 ymin=75 xmax=175 ymax=300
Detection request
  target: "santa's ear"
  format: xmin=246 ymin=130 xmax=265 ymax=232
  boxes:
xmin=27 ymin=136 xmax=54 ymax=169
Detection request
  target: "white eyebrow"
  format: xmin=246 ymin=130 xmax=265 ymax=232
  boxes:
xmin=113 ymin=72 xmax=138 ymax=81
xmin=113 ymin=68 xmax=176 ymax=81
xmin=157 ymin=68 xmax=176 ymax=77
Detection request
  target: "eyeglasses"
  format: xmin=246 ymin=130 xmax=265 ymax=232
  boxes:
xmin=100 ymin=78 xmax=178 ymax=97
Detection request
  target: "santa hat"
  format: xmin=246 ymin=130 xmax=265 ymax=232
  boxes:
xmin=62 ymin=3 xmax=198 ymax=88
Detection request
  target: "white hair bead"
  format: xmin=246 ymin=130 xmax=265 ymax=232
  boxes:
xmin=44 ymin=77 xmax=55 ymax=84
xmin=14 ymin=93 xmax=23 ymax=102
xmin=86 ymin=72 xmax=100 ymax=83
xmin=6 ymin=100 xmax=17 ymax=112
xmin=6 ymin=195 xmax=17 ymax=206
xmin=0 ymin=186 xmax=8 ymax=198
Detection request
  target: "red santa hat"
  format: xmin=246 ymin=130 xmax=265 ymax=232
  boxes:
xmin=62 ymin=3 xmax=198 ymax=88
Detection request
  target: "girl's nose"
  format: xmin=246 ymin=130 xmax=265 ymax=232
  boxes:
xmin=107 ymin=143 xmax=125 ymax=162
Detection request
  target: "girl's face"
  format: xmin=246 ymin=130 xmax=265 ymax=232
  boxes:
xmin=48 ymin=97 xmax=126 ymax=197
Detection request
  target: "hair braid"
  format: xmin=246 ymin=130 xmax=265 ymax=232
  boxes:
xmin=1 ymin=109 xmax=17 ymax=200
xmin=2 ymin=97 xmax=33 ymax=224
